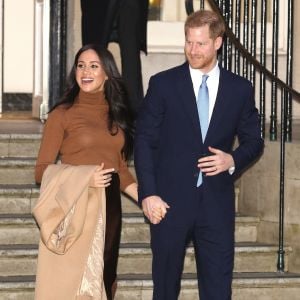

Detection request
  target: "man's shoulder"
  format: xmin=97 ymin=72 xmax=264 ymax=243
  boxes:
xmin=220 ymin=67 xmax=252 ymax=88
xmin=151 ymin=62 xmax=188 ymax=81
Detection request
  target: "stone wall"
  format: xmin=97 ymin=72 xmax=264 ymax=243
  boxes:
xmin=239 ymin=140 xmax=300 ymax=272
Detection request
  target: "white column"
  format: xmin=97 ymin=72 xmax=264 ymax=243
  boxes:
xmin=32 ymin=0 xmax=50 ymax=120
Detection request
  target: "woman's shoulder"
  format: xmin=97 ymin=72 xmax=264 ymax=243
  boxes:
xmin=45 ymin=104 xmax=71 ymax=127
xmin=48 ymin=104 xmax=70 ymax=117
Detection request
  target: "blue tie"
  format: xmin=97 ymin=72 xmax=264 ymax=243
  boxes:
xmin=196 ymin=74 xmax=209 ymax=187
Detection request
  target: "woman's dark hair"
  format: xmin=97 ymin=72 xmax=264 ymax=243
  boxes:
xmin=51 ymin=44 xmax=134 ymax=160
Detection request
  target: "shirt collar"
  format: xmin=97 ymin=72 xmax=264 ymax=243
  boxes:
xmin=189 ymin=61 xmax=220 ymax=80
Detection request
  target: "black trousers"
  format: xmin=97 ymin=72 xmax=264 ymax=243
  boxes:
xmin=104 ymin=173 xmax=122 ymax=300
xmin=118 ymin=0 xmax=144 ymax=116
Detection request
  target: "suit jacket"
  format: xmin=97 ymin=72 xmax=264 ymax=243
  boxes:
xmin=134 ymin=62 xmax=263 ymax=225
xmin=33 ymin=164 xmax=106 ymax=300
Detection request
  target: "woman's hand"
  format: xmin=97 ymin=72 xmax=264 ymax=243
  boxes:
xmin=89 ymin=163 xmax=115 ymax=188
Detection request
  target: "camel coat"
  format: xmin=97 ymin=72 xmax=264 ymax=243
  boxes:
xmin=33 ymin=164 xmax=107 ymax=300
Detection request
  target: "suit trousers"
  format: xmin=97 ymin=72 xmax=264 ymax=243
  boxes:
xmin=104 ymin=173 xmax=122 ymax=300
xmin=150 ymin=186 xmax=235 ymax=300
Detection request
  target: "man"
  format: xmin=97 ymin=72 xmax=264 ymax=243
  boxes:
xmin=134 ymin=10 xmax=264 ymax=300
xmin=80 ymin=0 xmax=148 ymax=116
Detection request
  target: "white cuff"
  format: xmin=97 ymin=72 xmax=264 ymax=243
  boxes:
xmin=228 ymin=166 xmax=235 ymax=175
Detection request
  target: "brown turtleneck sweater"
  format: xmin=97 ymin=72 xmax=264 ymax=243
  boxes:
xmin=35 ymin=90 xmax=135 ymax=191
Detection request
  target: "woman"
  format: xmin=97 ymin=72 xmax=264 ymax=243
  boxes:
xmin=35 ymin=44 xmax=160 ymax=299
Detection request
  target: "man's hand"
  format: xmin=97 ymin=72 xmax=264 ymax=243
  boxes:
xmin=142 ymin=195 xmax=170 ymax=224
xmin=197 ymin=146 xmax=234 ymax=176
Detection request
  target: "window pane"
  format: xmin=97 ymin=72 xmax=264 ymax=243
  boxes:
xmin=148 ymin=0 xmax=162 ymax=20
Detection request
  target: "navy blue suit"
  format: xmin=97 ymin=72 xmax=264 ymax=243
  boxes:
xmin=134 ymin=62 xmax=264 ymax=299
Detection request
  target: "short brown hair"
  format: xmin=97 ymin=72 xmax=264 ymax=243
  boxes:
xmin=184 ymin=10 xmax=225 ymax=39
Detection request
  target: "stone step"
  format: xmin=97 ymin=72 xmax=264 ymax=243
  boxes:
xmin=0 ymin=158 xmax=238 ymax=203
xmin=0 ymin=214 xmax=149 ymax=245
xmin=0 ymin=157 xmax=241 ymax=214
xmin=0 ymin=185 xmax=141 ymax=215
xmin=0 ymin=213 xmax=259 ymax=246
xmin=0 ymin=276 xmax=35 ymax=300
xmin=117 ymin=272 xmax=300 ymax=300
xmin=0 ymin=242 xmax=291 ymax=277
xmin=0 ymin=159 xmax=137 ymax=185
xmin=117 ymin=242 xmax=290 ymax=275
xmin=0 ymin=245 xmax=37 ymax=278
xmin=0 ymin=183 xmax=242 ymax=217
xmin=2 ymin=273 xmax=300 ymax=300
xmin=0 ymin=158 xmax=35 ymax=185
xmin=0 ymin=133 xmax=41 ymax=158
xmin=122 ymin=214 xmax=259 ymax=244
xmin=0 ymin=213 xmax=150 ymax=245
xmin=121 ymin=194 xmax=141 ymax=214
xmin=0 ymin=185 xmax=39 ymax=215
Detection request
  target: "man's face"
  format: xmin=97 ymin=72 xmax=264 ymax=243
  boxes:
xmin=184 ymin=25 xmax=222 ymax=73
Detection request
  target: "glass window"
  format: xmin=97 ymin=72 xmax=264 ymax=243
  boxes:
xmin=148 ymin=0 xmax=162 ymax=20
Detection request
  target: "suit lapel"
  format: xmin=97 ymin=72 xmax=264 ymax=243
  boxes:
xmin=176 ymin=64 xmax=229 ymax=146
xmin=177 ymin=63 xmax=202 ymax=140
xmin=205 ymin=67 xmax=227 ymax=145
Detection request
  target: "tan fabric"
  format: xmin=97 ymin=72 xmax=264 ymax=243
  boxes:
xmin=35 ymin=90 xmax=135 ymax=191
xmin=33 ymin=164 xmax=107 ymax=300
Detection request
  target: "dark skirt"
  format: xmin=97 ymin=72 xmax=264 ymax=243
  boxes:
xmin=103 ymin=173 xmax=122 ymax=300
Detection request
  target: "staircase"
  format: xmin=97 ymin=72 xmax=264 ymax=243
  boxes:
xmin=1 ymin=122 xmax=300 ymax=300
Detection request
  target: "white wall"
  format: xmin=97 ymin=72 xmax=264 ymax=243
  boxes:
xmin=3 ymin=0 xmax=34 ymax=93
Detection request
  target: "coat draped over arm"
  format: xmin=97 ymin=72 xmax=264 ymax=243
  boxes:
xmin=33 ymin=164 xmax=107 ymax=300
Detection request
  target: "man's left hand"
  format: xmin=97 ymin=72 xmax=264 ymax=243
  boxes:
xmin=197 ymin=146 xmax=234 ymax=176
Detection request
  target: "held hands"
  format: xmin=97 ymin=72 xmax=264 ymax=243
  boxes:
xmin=89 ymin=163 xmax=115 ymax=188
xmin=198 ymin=146 xmax=234 ymax=176
xmin=142 ymin=195 xmax=170 ymax=225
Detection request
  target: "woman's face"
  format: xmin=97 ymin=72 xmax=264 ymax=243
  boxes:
xmin=75 ymin=49 xmax=108 ymax=93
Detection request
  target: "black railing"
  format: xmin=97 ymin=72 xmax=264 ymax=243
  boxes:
xmin=286 ymin=0 xmax=294 ymax=142
xmin=185 ymin=0 xmax=300 ymax=273
xmin=48 ymin=0 xmax=68 ymax=109
xmin=259 ymin=0 xmax=267 ymax=138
